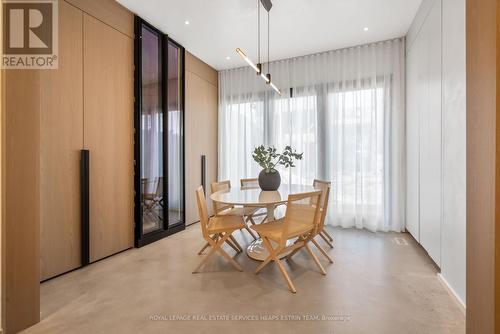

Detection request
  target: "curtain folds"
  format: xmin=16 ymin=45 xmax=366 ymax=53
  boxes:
xmin=218 ymin=38 xmax=405 ymax=232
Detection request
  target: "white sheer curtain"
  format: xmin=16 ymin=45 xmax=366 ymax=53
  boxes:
xmin=167 ymin=110 xmax=181 ymax=208
xmin=219 ymin=38 xmax=405 ymax=232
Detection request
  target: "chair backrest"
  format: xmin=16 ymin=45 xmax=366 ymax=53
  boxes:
xmin=142 ymin=177 xmax=158 ymax=198
xmin=211 ymin=180 xmax=233 ymax=213
xmin=155 ymin=176 xmax=163 ymax=197
xmin=281 ymin=190 xmax=322 ymax=247
xmin=141 ymin=178 xmax=148 ymax=198
xmin=195 ymin=186 xmax=210 ymax=239
xmin=240 ymin=178 xmax=259 ymax=189
xmin=313 ymin=179 xmax=331 ymax=235
xmin=312 ymin=179 xmax=330 ymax=208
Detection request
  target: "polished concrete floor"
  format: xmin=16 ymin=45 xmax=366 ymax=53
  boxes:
xmin=24 ymin=225 xmax=465 ymax=334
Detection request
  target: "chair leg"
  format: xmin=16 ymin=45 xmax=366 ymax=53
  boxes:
xmin=247 ymin=215 xmax=256 ymax=225
xmin=259 ymin=237 xmax=297 ymax=293
xmin=225 ymin=237 xmax=241 ymax=253
xmin=243 ymin=225 xmax=258 ymax=240
xmin=198 ymin=242 xmax=210 ymax=255
xmin=319 ymin=232 xmax=334 ymax=248
xmin=216 ymin=233 xmax=243 ymax=272
xmin=311 ymin=238 xmax=333 ymax=263
xmin=322 ymin=227 xmax=334 ymax=242
xmin=198 ymin=234 xmax=218 ymax=255
xmin=229 ymin=235 xmax=243 ymax=252
xmin=274 ymin=257 xmax=297 ymax=293
xmin=255 ymin=236 xmax=278 ymax=274
xmin=192 ymin=246 xmax=217 ymax=273
xmin=255 ymin=254 xmax=273 ymax=274
xmin=285 ymin=238 xmax=303 ymax=261
xmin=304 ymin=243 xmax=327 ymax=275
xmin=193 ymin=233 xmax=242 ymax=273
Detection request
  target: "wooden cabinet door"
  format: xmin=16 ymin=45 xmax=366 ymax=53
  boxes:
xmin=40 ymin=0 xmax=83 ymax=281
xmin=185 ymin=53 xmax=218 ymax=224
xmin=83 ymin=14 xmax=134 ymax=262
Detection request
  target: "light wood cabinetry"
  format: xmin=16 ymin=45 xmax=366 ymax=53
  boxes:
xmin=185 ymin=52 xmax=218 ymax=224
xmin=3 ymin=0 xmax=134 ymax=330
xmin=466 ymin=0 xmax=499 ymax=331
xmin=83 ymin=14 xmax=134 ymax=261
xmin=39 ymin=1 xmax=134 ymax=275
xmin=65 ymin=0 xmax=133 ymax=38
xmin=40 ymin=0 xmax=83 ymax=281
xmin=4 ymin=69 xmax=41 ymax=334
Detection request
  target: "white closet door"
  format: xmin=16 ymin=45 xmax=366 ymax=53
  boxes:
xmin=405 ymin=44 xmax=420 ymax=241
xmin=419 ymin=0 xmax=442 ymax=267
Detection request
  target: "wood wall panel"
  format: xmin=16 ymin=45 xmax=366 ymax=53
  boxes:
xmin=185 ymin=52 xmax=218 ymax=224
xmin=185 ymin=52 xmax=218 ymax=86
xmin=64 ymin=0 xmax=134 ymax=38
xmin=1 ymin=1 xmax=5 ymax=331
xmin=2 ymin=0 xmax=134 ymax=331
xmin=83 ymin=14 xmax=134 ymax=262
xmin=40 ymin=0 xmax=83 ymax=281
xmin=466 ymin=0 xmax=497 ymax=332
xmin=4 ymin=69 xmax=41 ymax=333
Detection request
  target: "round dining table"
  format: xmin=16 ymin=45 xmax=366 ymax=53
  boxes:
xmin=210 ymin=183 xmax=316 ymax=261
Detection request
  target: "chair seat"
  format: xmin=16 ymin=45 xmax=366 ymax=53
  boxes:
xmin=207 ymin=215 xmax=245 ymax=234
xmin=251 ymin=219 xmax=314 ymax=241
xmin=143 ymin=194 xmax=156 ymax=201
xmin=217 ymin=206 xmax=259 ymax=217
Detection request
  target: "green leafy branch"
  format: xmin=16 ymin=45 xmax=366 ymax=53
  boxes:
xmin=252 ymin=145 xmax=303 ymax=173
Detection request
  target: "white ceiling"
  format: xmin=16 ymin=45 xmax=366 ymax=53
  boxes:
xmin=117 ymin=0 xmax=422 ymax=71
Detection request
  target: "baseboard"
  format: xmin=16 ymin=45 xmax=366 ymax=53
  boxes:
xmin=437 ymin=273 xmax=465 ymax=315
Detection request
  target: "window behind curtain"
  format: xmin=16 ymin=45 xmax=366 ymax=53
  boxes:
xmin=220 ymin=99 xmax=265 ymax=183
xmin=326 ymin=87 xmax=385 ymax=226
xmin=270 ymin=94 xmax=318 ymax=185
xmin=222 ymin=85 xmax=386 ymax=227
xmin=218 ymin=38 xmax=405 ymax=232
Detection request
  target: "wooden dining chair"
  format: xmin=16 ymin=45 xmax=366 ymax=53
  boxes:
xmin=193 ymin=186 xmax=245 ymax=273
xmin=210 ymin=180 xmax=258 ymax=240
xmin=313 ymin=179 xmax=334 ymax=249
xmin=240 ymin=178 xmax=267 ymax=225
xmin=251 ymin=190 xmax=323 ymax=293
xmin=142 ymin=177 xmax=161 ymax=217
xmin=286 ymin=181 xmax=333 ymax=264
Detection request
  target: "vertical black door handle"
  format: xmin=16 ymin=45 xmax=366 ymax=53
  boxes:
xmin=201 ymin=155 xmax=206 ymax=195
xmin=81 ymin=149 xmax=90 ymax=266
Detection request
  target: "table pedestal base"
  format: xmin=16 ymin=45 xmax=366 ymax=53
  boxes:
xmin=246 ymin=238 xmax=294 ymax=261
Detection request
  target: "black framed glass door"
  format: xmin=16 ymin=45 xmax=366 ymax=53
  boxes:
xmin=166 ymin=40 xmax=185 ymax=227
xmin=134 ymin=17 xmax=185 ymax=247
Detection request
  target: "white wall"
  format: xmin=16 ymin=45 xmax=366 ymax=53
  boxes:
xmin=406 ymin=0 xmax=466 ymax=305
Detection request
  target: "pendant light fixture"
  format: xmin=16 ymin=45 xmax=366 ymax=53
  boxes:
xmin=235 ymin=48 xmax=260 ymax=74
xmin=236 ymin=0 xmax=282 ymax=95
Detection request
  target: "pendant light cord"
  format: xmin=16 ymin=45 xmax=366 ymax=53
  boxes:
xmin=268 ymin=10 xmax=270 ymax=74
xmin=258 ymin=0 xmax=260 ymax=64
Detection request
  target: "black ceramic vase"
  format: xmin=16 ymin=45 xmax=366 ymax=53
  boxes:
xmin=258 ymin=169 xmax=281 ymax=191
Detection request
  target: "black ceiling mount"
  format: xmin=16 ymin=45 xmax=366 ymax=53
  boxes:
xmin=260 ymin=0 xmax=272 ymax=12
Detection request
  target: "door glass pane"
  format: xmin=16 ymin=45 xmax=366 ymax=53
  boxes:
xmin=167 ymin=41 xmax=183 ymax=226
xmin=141 ymin=26 xmax=164 ymax=234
